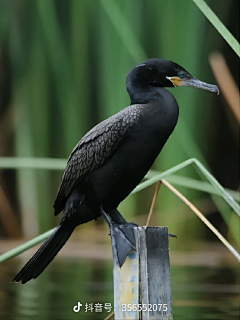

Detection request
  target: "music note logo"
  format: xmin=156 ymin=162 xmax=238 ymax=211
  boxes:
xmin=73 ymin=302 xmax=83 ymax=312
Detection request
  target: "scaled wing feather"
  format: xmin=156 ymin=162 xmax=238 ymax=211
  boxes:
xmin=54 ymin=105 xmax=142 ymax=215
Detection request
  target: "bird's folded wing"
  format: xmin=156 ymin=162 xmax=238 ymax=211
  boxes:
xmin=53 ymin=104 xmax=142 ymax=215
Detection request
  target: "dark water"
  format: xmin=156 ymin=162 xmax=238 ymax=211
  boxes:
xmin=0 ymin=258 xmax=239 ymax=320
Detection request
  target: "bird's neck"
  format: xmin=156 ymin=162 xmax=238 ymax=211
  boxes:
xmin=128 ymin=85 xmax=165 ymax=105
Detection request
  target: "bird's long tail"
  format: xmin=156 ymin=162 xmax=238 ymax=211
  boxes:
xmin=12 ymin=223 xmax=75 ymax=284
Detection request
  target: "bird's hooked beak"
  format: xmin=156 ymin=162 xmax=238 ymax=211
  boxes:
xmin=166 ymin=76 xmax=220 ymax=95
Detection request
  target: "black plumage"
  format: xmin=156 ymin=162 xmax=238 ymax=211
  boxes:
xmin=54 ymin=104 xmax=143 ymax=217
xmin=12 ymin=59 xmax=219 ymax=284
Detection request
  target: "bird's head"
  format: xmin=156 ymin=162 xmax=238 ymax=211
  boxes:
xmin=127 ymin=58 xmax=219 ymax=97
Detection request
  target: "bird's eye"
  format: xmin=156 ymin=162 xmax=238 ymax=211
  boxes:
xmin=178 ymin=71 xmax=186 ymax=79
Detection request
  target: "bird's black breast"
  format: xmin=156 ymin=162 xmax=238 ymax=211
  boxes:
xmin=86 ymin=91 xmax=179 ymax=210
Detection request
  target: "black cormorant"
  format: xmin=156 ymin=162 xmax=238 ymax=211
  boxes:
xmin=12 ymin=59 xmax=219 ymax=284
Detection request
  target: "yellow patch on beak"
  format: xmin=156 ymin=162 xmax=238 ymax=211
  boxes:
xmin=167 ymin=76 xmax=182 ymax=87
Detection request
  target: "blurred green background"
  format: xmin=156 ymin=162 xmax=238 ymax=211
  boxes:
xmin=0 ymin=0 xmax=239 ymax=319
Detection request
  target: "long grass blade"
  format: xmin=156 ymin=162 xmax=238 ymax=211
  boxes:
xmin=0 ymin=157 xmax=67 ymax=170
xmin=0 ymin=157 xmax=239 ymax=203
xmin=0 ymin=157 xmax=239 ymax=262
xmin=99 ymin=0 xmax=146 ymax=62
xmin=192 ymin=0 xmax=240 ymax=57
xmin=146 ymin=181 xmax=162 ymax=227
xmin=133 ymin=158 xmax=240 ymax=216
xmin=161 ymin=179 xmax=240 ymax=262
xmin=1 ymin=157 xmax=239 ymax=201
xmin=193 ymin=158 xmax=240 ymax=215
xmin=0 ymin=229 xmax=54 ymax=263
xmin=145 ymin=170 xmax=239 ymax=202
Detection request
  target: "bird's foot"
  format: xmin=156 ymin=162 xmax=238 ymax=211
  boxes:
xmin=116 ymin=222 xmax=137 ymax=249
xmin=109 ymin=223 xmax=136 ymax=267
xmin=101 ymin=209 xmax=137 ymax=267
